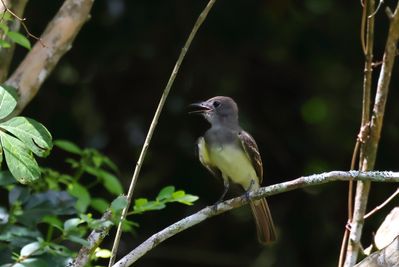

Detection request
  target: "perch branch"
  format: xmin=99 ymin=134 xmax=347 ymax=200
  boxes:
xmin=4 ymin=0 xmax=94 ymax=116
xmin=344 ymin=2 xmax=399 ymax=266
xmin=112 ymin=171 xmax=399 ymax=267
xmin=107 ymin=1 xmax=218 ymax=266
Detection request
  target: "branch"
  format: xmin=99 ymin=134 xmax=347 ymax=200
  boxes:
xmin=354 ymin=236 xmax=399 ymax=267
xmin=4 ymin=0 xmax=94 ymax=116
xmin=68 ymin=211 xmax=112 ymax=267
xmin=112 ymin=171 xmax=399 ymax=267
xmin=0 ymin=0 xmax=28 ymax=83
xmin=345 ymin=2 xmax=399 ymax=266
xmin=107 ymin=1 xmax=218 ymax=265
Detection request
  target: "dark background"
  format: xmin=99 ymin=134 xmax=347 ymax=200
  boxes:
xmin=11 ymin=0 xmax=399 ymax=266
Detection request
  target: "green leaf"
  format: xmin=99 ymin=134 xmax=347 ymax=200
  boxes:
xmin=0 ymin=117 xmax=53 ymax=157
xmin=110 ymin=195 xmax=127 ymax=213
xmin=0 ymin=132 xmax=40 ymax=184
xmin=67 ymin=182 xmax=90 ymax=213
xmin=0 ymin=171 xmax=16 ymax=186
xmin=0 ymin=22 xmax=9 ymax=33
xmin=133 ymin=199 xmax=166 ymax=213
xmin=90 ymin=198 xmax=109 ymax=213
xmin=63 ymin=218 xmax=82 ymax=232
xmin=100 ymin=171 xmax=123 ymax=195
xmin=95 ymin=248 xmax=112 ymax=258
xmin=6 ymin=31 xmax=31 ymax=49
xmin=19 ymin=258 xmax=48 ymax=267
xmin=172 ymin=190 xmax=185 ymax=199
xmin=156 ymin=186 xmax=175 ymax=201
xmin=41 ymin=215 xmax=63 ymax=230
xmin=0 ymin=39 xmax=11 ymax=48
xmin=54 ymin=140 xmax=82 ymax=155
xmin=85 ymin=166 xmax=123 ymax=195
xmin=0 ymin=85 xmax=18 ymax=120
xmin=173 ymin=194 xmax=199 ymax=205
xmin=66 ymin=234 xmax=89 ymax=247
xmin=20 ymin=241 xmax=41 ymax=257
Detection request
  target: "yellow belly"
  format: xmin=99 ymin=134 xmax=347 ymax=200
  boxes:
xmin=209 ymin=144 xmax=259 ymax=190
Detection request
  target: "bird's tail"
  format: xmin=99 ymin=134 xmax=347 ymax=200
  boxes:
xmin=250 ymin=197 xmax=277 ymax=244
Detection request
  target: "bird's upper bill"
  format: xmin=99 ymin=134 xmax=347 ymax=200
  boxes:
xmin=188 ymin=101 xmax=213 ymax=115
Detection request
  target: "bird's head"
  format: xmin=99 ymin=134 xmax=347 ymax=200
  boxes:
xmin=189 ymin=96 xmax=239 ymax=126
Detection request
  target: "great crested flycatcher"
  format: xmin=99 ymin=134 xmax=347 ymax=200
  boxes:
xmin=190 ymin=96 xmax=277 ymax=244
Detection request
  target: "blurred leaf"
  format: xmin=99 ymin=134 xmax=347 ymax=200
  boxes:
xmin=0 ymin=207 xmax=9 ymax=225
xmin=19 ymin=258 xmax=48 ymax=267
xmin=65 ymin=235 xmax=89 ymax=247
xmin=172 ymin=190 xmax=185 ymax=199
xmin=0 ymin=132 xmax=40 ymax=184
xmin=6 ymin=31 xmax=31 ymax=49
xmin=41 ymin=215 xmax=63 ymax=231
xmin=85 ymin=166 xmax=123 ymax=195
xmin=173 ymin=194 xmax=199 ymax=205
xmin=54 ymin=140 xmax=82 ymax=155
xmin=20 ymin=241 xmax=41 ymax=257
xmin=0 ymin=85 xmax=18 ymax=120
xmin=133 ymin=199 xmax=165 ymax=213
xmin=0 ymin=171 xmax=16 ymax=186
xmin=90 ymin=198 xmax=109 ymax=213
xmin=0 ymin=39 xmax=11 ymax=48
xmin=301 ymin=97 xmax=328 ymax=124
xmin=67 ymin=182 xmax=90 ymax=213
xmin=9 ymin=186 xmax=30 ymax=205
xmin=156 ymin=186 xmax=175 ymax=201
xmin=94 ymin=248 xmax=112 ymax=258
xmin=63 ymin=218 xmax=82 ymax=232
xmin=110 ymin=195 xmax=127 ymax=213
xmin=0 ymin=117 xmax=53 ymax=157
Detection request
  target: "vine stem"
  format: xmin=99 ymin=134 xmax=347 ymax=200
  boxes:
xmin=107 ymin=1 xmax=218 ymax=266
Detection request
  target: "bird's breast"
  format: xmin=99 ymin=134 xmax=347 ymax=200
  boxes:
xmin=208 ymin=144 xmax=259 ymax=190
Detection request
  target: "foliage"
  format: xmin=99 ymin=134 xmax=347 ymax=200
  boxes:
xmin=0 ymin=12 xmax=31 ymax=50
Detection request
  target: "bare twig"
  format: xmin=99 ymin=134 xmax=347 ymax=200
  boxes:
xmin=0 ymin=0 xmax=28 ymax=83
xmin=107 ymin=1 xmax=218 ymax=266
xmin=112 ymin=171 xmax=399 ymax=267
xmin=4 ymin=0 xmax=94 ymax=116
xmin=364 ymin=187 xmax=399 ymax=219
xmin=344 ymin=2 xmax=399 ymax=266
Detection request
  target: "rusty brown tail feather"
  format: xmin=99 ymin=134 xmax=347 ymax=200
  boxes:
xmin=250 ymin=197 xmax=277 ymax=244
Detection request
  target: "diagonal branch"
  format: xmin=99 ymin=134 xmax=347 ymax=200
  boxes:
xmin=4 ymin=0 xmax=94 ymax=116
xmin=113 ymin=171 xmax=399 ymax=267
xmin=344 ymin=2 xmax=399 ymax=266
xmin=107 ymin=1 xmax=218 ymax=266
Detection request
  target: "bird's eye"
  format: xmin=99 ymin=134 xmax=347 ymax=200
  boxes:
xmin=213 ymin=101 xmax=221 ymax=108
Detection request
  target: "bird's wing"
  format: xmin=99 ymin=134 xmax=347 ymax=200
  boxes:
xmin=197 ymin=137 xmax=222 ymax=179
xmin=238 ymin=130 xmax=263 ymax=183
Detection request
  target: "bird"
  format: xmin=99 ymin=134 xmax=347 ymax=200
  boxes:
xmin=189 ymin=96 xmax=277 ymax=244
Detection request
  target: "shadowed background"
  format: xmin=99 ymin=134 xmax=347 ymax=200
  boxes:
xmin=10 ymin=0 xmax=399 ymax=266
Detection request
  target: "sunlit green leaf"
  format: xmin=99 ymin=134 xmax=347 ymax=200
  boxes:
xmin=156 ymin=186 xmax=175 ymax=201
xmin=0 ymin=85 xmax=18 ymax=120
xmin=54 ymin=140 xmax=82 ymax=155
xmin=6 ymin=31 xmax=31 ymax=49
xmin=94 ymin=248 xmax=112 ymax=258
xmin=0 ymin=132 xmax=40 ymax=184
xmin=0 ymin=117 xmax=53 ymax=157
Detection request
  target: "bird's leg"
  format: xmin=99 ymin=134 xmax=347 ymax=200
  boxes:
xmin=212 ymin=179 xmax=230 ymax=211
xmin=244 ymin=179 xmax=255 ymax=201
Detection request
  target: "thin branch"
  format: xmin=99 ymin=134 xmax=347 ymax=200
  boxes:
xmin=112 ymin=171 xmax=399 ymax=267
xmin=4 ymin=0 xmax=94 ymax=116
xmin=0 ymin=0 xmax=28 ymax=83
xmin=107 ymin=1 xmax=218 ymax=266
xmin=364 ymin=187 xmax=399 ymax=219
xmin=344 ymin=2 xmax=399 ymax=266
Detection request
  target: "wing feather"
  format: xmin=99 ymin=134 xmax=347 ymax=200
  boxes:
xmin=238 ymin=131 xmax=263 ymax=183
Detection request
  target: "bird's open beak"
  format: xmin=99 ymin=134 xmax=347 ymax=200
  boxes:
xmin=188 ymin=101 xmax=212 ymax=114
